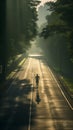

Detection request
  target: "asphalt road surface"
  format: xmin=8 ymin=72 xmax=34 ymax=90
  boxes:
xmin=0 ymin=55 xmax=73 ymax=130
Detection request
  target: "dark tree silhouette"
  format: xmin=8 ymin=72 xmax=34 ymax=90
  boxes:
xmin=40 ymin=0 xmax=73 ymax=60
xmin=0 ymin=0 xmax=40 ymax=82
xmin=0 ymin=0 xmax=6 ymax=82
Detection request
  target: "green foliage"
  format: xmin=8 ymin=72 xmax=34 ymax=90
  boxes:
xmin=5 ymin=0 xmax=40 ymax=61
xmin=40 ymin=0 xmax=73 ymax=60
xmin=0 ymin=0 xmax=40 ymax=81
xmin=38 ymin=0 xmax=73 ymax=79
xmin=62 ymin=77 xmax=73 ymax=94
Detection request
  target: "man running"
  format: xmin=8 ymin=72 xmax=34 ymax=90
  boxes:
xmin=35 ymin=74 xmax=40 ymax=86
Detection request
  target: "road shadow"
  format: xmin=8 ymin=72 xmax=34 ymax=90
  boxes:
xmin=35 ymin=88 xmax=41 ymax=104
xmin=0 ymin=77 xmax=37 ymax=130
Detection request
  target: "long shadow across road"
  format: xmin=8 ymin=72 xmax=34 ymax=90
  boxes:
xmin=0 ymin=78 xmax=36 ymax=130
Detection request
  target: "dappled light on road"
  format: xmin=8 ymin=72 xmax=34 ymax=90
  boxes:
xmin=0 ymin=56 xmax=73 ymax=130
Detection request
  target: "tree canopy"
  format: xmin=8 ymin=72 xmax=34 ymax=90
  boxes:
xmin=6 ymin=0 xmax=40 ymax=60
xmin=40 ymin=0 xmax=73 ymax=60
xmin=0 ymin=0 xmax=40 ymax=81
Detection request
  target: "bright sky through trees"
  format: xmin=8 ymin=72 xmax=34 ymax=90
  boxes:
xmin=37 ymin=0 xmax=56 ymax=10
xmin=39 ymin=0 xmax=56 ymax=6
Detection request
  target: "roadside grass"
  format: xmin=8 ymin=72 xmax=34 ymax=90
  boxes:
xmin=61 ymin=76 xmax=73 ymax=95
xmin=0 ymin=58 xmax=26 ymax=93
xmin=52 ymin=65 xmax=73 ymax=97
xmin=6 ymin=58 xmax=26 ymax=80
xmin=18 ymin=58 xmax=26 ymax=67
xmin=7 ymin=54 xmax=22 ymax=67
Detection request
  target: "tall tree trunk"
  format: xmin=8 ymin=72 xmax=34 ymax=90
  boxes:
xmin=0 ymin=0 xmax=6 ymax=82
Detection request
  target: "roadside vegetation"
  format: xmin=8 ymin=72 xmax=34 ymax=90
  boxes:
xmin=39 ymin=0 xmax=73 ymax=96
xmin=0 ymin=0 xmax=40 ymax=84
xmin=61 ymin=77 xmax=73 ymax=96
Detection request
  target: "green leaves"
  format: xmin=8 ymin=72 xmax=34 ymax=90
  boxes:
xmin=40 ymin=0 xmax=73 ymax=59
xmin=0 ymin=0 xmax=40 ymax=81
xmin=6 ymin=0 xmax=40 ymax=60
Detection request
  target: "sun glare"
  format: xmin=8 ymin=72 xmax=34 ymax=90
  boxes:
xmin=27 ymin=41 xmax=43 ymax=57
xmin=39 ymin=0 xmax=56 ymax=5
xmin=37 ymin=0 xmax=56 ymax=10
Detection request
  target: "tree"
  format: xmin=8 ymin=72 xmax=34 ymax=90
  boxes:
xmin=0 ymin=0 xmax=40 ymax=82
xmin=6 ymin=0 xmax=40 ymax=60
xmin=40 ymin=0 xmax=73 ymax=60
xmin=0 ymin=0 xmax=6 ymax=82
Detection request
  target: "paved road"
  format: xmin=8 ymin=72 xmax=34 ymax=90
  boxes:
xmin=0 ymin=55 xmax=73 ymax=130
